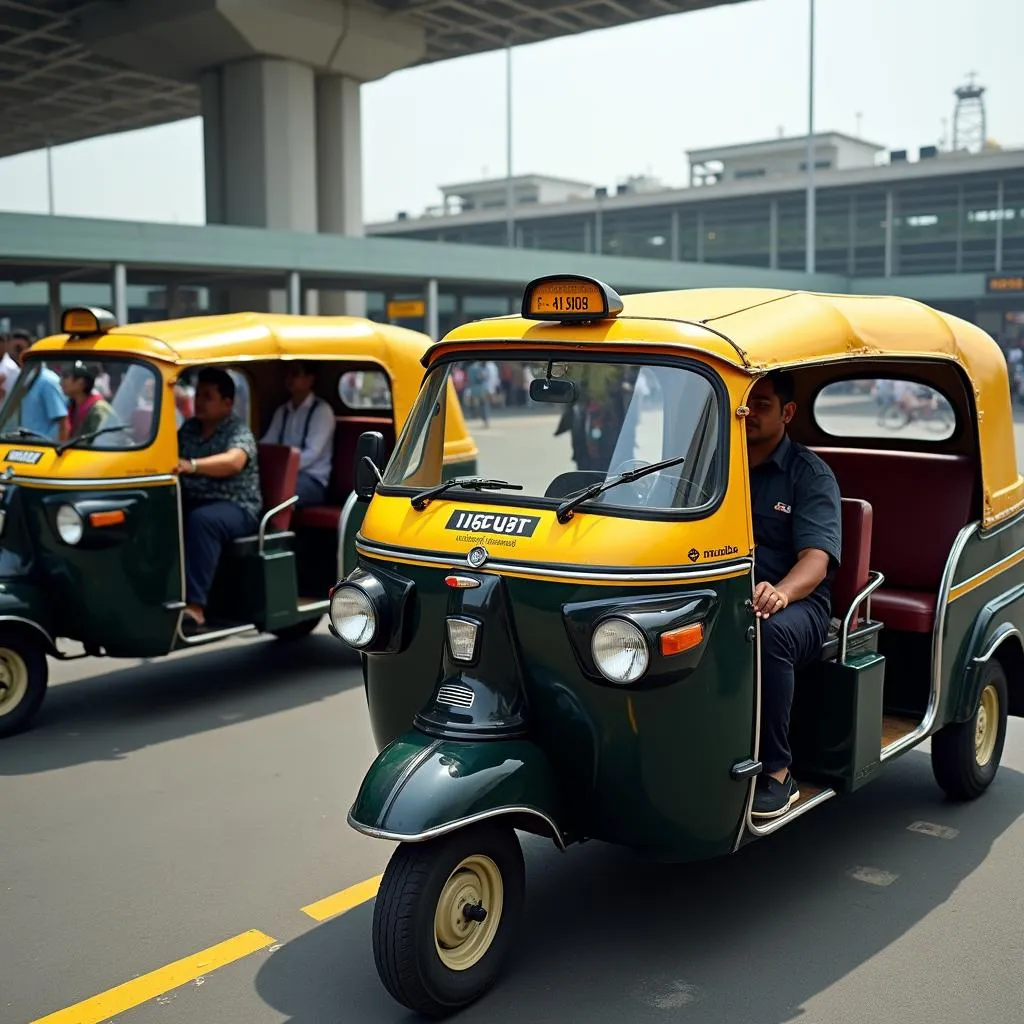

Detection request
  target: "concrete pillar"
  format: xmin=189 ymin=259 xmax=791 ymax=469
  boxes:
xmin=287 ymin=272 xmax=302 ymax=314
xmin=317 ymin=74 xmax=365 ymax=318
xmin=202 ymin=57 xmax=317 ymax=311
xmin=112 ymin=263 xmax=128 ymax=325
xmin=425 ymin=279 xmax=439 ymax=340
xmin=48 ymin=280 xmax=61 ymax=335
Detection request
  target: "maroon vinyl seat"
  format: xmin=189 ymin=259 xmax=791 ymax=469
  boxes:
xmin=256 ymin=442 xmax=301 ymax=531
xmin=831 ymin=498 xmax=873 ymax=631
xmin=813 ymin=448 xmax=976 ymax=633
xmin=294 ymin=417 xmax=396 ymax=531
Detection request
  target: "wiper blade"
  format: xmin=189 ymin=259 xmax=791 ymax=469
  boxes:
xmin=411 ymin=477 xmax=523 ymax=510
xmin=0 ymin=428 xmax=50 ymax=443
xmin=55 ymin=423 xmax=129 ymax=455
xmin=555 ymin=455 xmax=686 ymax=523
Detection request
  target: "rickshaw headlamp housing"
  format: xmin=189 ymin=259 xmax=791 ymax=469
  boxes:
xmin=56 ymin=504 xmax=84 ymax=545
xmin=329 ymin=585 xmax=377 ymax=647
xmin=591 ymin=617 xmax=649 ymax=684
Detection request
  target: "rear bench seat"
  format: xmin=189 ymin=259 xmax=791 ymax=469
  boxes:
xmin=832 ymin=497 xmax=873 ymax=632
xmin=230 ymin=442 xmax=301 ymax=554
xmin=294 ymin=416 xmax=396 ymax=531
xmin=813 ymin=448 xmax=976 ymax=633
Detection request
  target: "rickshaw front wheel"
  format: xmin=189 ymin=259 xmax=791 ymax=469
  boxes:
xmin=0 ymin=630 xmax=49 ymax=739
xmin=372 ymin=820 xmax=526 ymax=1018
xmin=931 ymin=659 xmax=1008 ymax=801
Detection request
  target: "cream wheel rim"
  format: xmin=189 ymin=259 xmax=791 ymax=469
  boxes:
xmin=975 ymin=683 xmax=999 ymax=767
xmin=0 ymin=648 xmax=28 ymax=717
xmin=433 ymin=854 xmax=503 ymax=972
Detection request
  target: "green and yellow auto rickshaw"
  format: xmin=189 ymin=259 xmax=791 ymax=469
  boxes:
xmin=329 ymin=275 xmax=1024 ymax=1017
xmin=0 ymin=306 xmax=475 ymax=738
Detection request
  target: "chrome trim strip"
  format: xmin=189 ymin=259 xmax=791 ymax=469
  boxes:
xmin=173 ymin=478 xmax=187 ymax=645
xmin=746 ymin=787 xmax=838 ymax=837
xmin=9 ymin=473 xmax=176 ymax=488
xmin=296 ymin=599 xmax=330 ymax=614
xmin=337 ymin=491 xmax=359 ymax=578
xmin=734 ymin=572 xmax=761 ymax=853
xmin=838 ymin=571 xmax=885 ymax=663
xmin=0 ymin=615 xmax=57 ymax=652
xmin=258 ymin=495 xmax=298 ymax=554
xmin=347 ymin=804 xmax=568 ymax=851
xmin=973 ymin=625 xmax=1023 ymax=664
xmin=176 ymin=621 xmax=259 ymax=645
xmin=355 ymin=539 xmax=753 ymax=584
xmin=881 ymin=521 xmax=979 ymax=761
xmin=378 ymin=740 xmax=442 ymax=822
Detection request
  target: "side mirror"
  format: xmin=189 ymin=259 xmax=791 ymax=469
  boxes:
xmin=354 ymin=430 xmax=384 ymax=502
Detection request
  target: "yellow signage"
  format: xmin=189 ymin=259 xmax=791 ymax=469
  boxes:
xmin=987 ymin=275 xmax=1024 ymax=294
xmin=387 ymin=299 xmax=426 ymax=319
xmin=62 ymin=306 xmax=116 ymax=336
xmin=522 ymin=276 xmax=623 ymax=322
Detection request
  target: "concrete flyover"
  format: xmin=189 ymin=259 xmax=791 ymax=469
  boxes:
xmin=1 ymin=0 xmax=756 ymax=314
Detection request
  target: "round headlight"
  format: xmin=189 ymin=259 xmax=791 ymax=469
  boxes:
xmin=591 ymin=617 xmax=649 ymax=684
xmin=330 ymin=585 xmax=377 ymax=647
xmin=56 ymin=504 xmax=83 ymax=545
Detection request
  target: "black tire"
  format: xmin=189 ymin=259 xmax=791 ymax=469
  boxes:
xmin=270 ymin=615 xmax=322 ymax=641
xmin=0 ymin=629 xmax=49 ymax=739
xmin=931 ymin=658 xmax=1008 ymax=801
xmin=372 ymin=821 xmax=526 ymax=1018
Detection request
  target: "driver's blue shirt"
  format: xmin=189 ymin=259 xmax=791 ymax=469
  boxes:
xmin=749 ymin=433 xmax=842 ymax=619
xmin=19 ymin=367 xmax=68 ymax=439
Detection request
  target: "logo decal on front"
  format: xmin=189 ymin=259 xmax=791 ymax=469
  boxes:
xmin=703 ymin=544 xmax=739 ymax=559
xmin=687 ymin=548 xmax=700 ymax=562
xmin=4 ymin=449 xmax=42 ymax=465
xmin=467 ymin=546 xmax=489 ymax=568
xmin=445 ymin=509 xmax=540 ymax=538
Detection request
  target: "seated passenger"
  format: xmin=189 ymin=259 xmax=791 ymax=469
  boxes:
xmin=746 ymin=371 xmax=842 ymax=819
xmin=174 ymin=368 xmax=261 ymax=632
xmin=260 ymin=361 xmax=335 ymax=507
xmin=9 ymin=331 xmax=68 ymax=440
xmin=60 ymin=362 xmax=114 ymax=440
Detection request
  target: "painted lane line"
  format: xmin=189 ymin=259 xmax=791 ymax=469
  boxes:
xmin=301 ymin=874 xmax=383 ymax=922
xmin=907 ymin=820 xmax=959 ymax=839
xmin=848 ymin=866 xmax=899 ymax=887
xmin=29 ymin=929 xmax=276 ymax=1024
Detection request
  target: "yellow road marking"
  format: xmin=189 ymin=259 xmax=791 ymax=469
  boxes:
xmin=29 ymin=929 xmax=275 ymax=1024
xmin=301 ymin=874 xmax=383 ymax=922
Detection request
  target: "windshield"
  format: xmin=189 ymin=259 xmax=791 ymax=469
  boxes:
xmin=385 ymin=356 xmax=723 ymax=515
xmin=0 ymin=356 xmax=162 ymax=449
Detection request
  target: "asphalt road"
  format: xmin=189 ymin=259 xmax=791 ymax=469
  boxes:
xmin=3 ymin=405 xmax=1024 ymax=1024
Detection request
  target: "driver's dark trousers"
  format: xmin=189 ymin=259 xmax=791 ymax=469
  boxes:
xmin=183 ymin=498 xmax=258 ymax=608
xmin=759 ymin=599 xmax=830 ymax=774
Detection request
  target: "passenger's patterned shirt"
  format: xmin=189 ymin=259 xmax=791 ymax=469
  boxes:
xmin=177 ymin=413 xmax=261 ymax=519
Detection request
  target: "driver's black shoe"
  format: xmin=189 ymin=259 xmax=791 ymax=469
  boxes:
xmin=752 ymin=771 xmax=800 ymax=819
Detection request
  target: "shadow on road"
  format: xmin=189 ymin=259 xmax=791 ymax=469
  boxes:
xmin=0 ymin=634 xmax=362 ymax=776
xmin=254 ymin=752 xmax=1024 ymax=1023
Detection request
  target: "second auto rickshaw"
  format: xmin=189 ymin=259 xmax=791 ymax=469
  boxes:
xmin=0 ymin=306 xmax=475 ymax=738
xmin=329 ymin=275 xmax=1024 ymax=1017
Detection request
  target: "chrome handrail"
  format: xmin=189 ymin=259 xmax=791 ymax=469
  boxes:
xmin=258 ymin=495 xmax=299 ymax=554
xmin=838 ymin=570 xmax=886 ymax=663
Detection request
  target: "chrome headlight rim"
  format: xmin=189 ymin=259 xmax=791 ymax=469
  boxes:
xmin=590 ymin=615 xmax=650 ymax=684
xmin=329 ymin=583 xmax=378 ymax=648
xmin=55 ymin=504 xmax=84 ymax=546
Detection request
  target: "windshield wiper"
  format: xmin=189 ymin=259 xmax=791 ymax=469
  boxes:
xmin=411 ymin=477 xmax=524 ymax=510
xmin=56 ymin=424 xmax=129 ymax=455
xmin=555 ymin=455 xmax=687 ymax=523
xmin=0 ymin=428 xmax=51 ymax=443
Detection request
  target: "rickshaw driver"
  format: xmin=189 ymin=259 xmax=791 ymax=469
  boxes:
xmin=745 ymin=371 xmax=842 ymax=819
xmin=173 ymin=367 xmax=262 ymax=632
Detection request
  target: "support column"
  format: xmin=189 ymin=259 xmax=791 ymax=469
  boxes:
xmin=287 ymin=272 xmax=302 ymax=314
xmin=48 ymin=280 xmax=61 ymax=335
xmin=202 ymin=57 xmax=317 ymax=311
xmin=316 ymin=74 xmax=365 ymax=318
xmin=425 ymin=279 xmax=439 ymax=341
xmin=884 ymin=189 xmax=894 ymax=277
xmin=112 ymin=263 xmax=128 ymax=325
xmin=768 ymin=200 xmax=779 ymax=270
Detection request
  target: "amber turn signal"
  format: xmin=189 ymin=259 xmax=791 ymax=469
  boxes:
xmin=659 ymin=622 xmax=704 ymax=656
xmin=89 ymin=509 xmax=126 ymax=528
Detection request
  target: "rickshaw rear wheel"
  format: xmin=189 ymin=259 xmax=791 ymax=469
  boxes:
xmin=270 ymin=615 xmax=322 ymax=641
xmin=931 ymin=659 xmax=1008 ymax=801
xmin=372 ymin=820 xmax=526 ymax=1018
xmin=0 ymin=630 xmax=49 ymax=739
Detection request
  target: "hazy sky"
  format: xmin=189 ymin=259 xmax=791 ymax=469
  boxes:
xmin=0 ymin=0 xmax=1019 ymax=226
